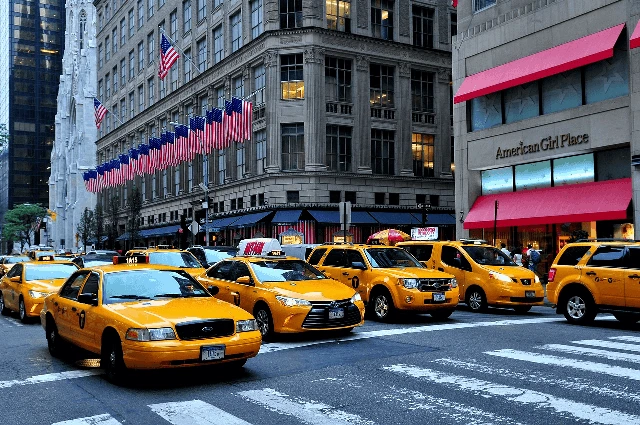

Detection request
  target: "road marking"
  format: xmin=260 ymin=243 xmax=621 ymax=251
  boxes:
xmin=259 ymin=316 xmax=561 ymax=354
xmin=540 ymin=343 xmax=640 ymax=364
xmin=612 ymin=336 xmax=640 ymax=343
xmin=239 ymin=388 xmax=374 ymax=425
xmin=149 ymin=400 xmax=252 ymax=425
xmin=572 ymin=339 xmax=640 ymax=353
xmin=384 ymin=364 xmax=640 ymax=425
xmin=52 ymin=414 xmax=122 ymax=425
xmin=0 ymin=370 xmax=102 ymax=389
xmin=485 ymin=349 xmax=640 ymax=381
xmin=0 ymin=318 xmax=24 ymax=327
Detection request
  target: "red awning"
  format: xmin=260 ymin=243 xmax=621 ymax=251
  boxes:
xmin=631 ymin=20 xmax=640 ymax=49
xmin=454 ymin=23 xmax=625 ymax=104
xmin=463 ymin=178 xmax=631 ymax=229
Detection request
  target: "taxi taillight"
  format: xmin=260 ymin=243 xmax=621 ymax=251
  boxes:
xmin=113 ymin=256 xmax=118 ymax=265
xmin=548 ymin=268 xmax=556 ymax=282
xmin=146 ymin=255 xmax=150 ymax=263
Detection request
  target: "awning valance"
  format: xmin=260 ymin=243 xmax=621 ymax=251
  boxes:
xmin=140 ymin=225 xmax=181 ymax=238
xmin=631 ymin=20 xmax=640 ymax=49
xmin=369 ymin=212 xmax=421 ymax=225
xmin=463 ymin=178 xmax=631 ymax=229
xmin=272 ymin=209 xmax=302 ymax=224
xmin=229 ymin=211 xmax=272 ymax=228
xmin=454 ymin=23 xmax=625 ymax=104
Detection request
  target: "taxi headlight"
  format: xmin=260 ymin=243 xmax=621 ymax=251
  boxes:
xmin=275 ymin=296 xmax=312 ymax=307
xmin=236 ymin=319 xmax=258 ymax=333
xmin=28 ymin=290 xmax=51 ymax=299
xmin=489 ymin=272 xmax=512 ymax=283
xmin=400 ymin=278 xmax=420 ymax=289
xmin=351 ymin=292 xmax=362 ymax=303
xmin=450 ymin=278 xmax=458 ymax=288
xmin=125 ymin=327 xmax=176 ymax=341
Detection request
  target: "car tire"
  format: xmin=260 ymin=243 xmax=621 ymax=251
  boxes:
xmin=254 ymin=305 xmax=274 ymax=341
xmin=18 ymin=297 xmax=28 ymax=323
xmin=613 ymin=312 xmax=640 ymax=324
xmin=227 ymin=359 xmax=248 ymax=369
xmin=46 ymin=318 xmax=66 ymax=358
xmin=430 ymin=309 xmax=454 ymax=320
xmin=0 ymin=293 xmax=9 ymax=316
xmin=466 ymin=288 xmax=487 ymax=312
xmin=102 ymin=336 xmax=127 ymax=384
xmin=513 ymin=306 xmax=532 ymax=314
xmin=562 ymin=290 xmax=597 ymax=325
xmin=368 ymin=289 xmax=395 ymax=322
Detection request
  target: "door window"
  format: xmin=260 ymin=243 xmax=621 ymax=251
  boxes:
xmin=81 ymin=273 xmax=100 ymax=296
xmin=232 ymin=262 xmax=252 ymax=283
xmin=344 ymin=250 xmax=366 ymax=268
xmin=556 ymin=246 xmax=591 ymax=266
xmin=323 ymin=249 xmax=346 ymax=267
xmin=6 ymin=264 xmax=22 ymax=278
xmin=207 ymin=261 xmax=235 ymax=280
xmin=587 ymin=246 xmax=626 ymax=268
xmin=308 ymin=248 xmax=327 ymax=265
xmin=60 ymin=272 xmax=90 ymax=299
xmin=625 ymin=247 xmax=640 ymax=269
xmin=441 ymin=246 xmax=472 ymax=271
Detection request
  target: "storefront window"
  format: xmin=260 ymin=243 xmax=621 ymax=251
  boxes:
xmin=553 ymin=154 xmax=594 ymax=186
xmin=514 ymin=160 xmax=550 ymax=191
xmin=481 ymin=166 xmax=512 ymax=195
xmin=542 ymin=70 xmax=581 ymax=115
xmin=504 ymin=82 xmax=539 ymax=124
xmin=585 ymin=45 xmax=629 ymax=104
xmin=470 ymin=92 xmax=501 ymax=131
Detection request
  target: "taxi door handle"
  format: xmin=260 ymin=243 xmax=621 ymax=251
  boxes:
xmin=71 ymin=307 xmax=77 ymax=312
xmin=586 ymin=271 xmax=596 ymax=276
xmin=342 ymin=272 xmax=350 ymax=276
xmin=629 ymin=274 xmax=640 ymax=279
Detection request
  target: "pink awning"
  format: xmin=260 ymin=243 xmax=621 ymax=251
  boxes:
xmin=631 ymin=20 xmax=640 ymax=49
xmin=454 ymin=24 xmax=625 ymax=104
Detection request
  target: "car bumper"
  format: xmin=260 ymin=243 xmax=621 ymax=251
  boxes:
xmin=491 ymin=288 xmax=545 ymax=306
xmin=25 ymin=299 xmax=44 ymax=318
xmin=395 ymin=287 xmax=460 ymax=311
xmin=273 ymin=302 xmax=365 ymax=334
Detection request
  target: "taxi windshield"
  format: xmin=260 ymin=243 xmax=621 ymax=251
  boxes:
xmin=4 ymin=256 xmax=29 ymax=264
xmin=249 ymin=260 xmax=327 ymax=282
xmin=364 ymin=248 xmax=423 ymax=268
xmin=462 ymin=246 xmax=517 ymax=266
xmin=148 ymin=252 xmax=202 ymax=268
xmin=25 ymin=264 xmax=78 ymax=281
xmin=102 ymin=269 xmax=210 ymax=304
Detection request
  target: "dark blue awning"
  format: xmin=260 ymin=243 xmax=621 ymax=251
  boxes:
xmin=308 ymin=210 xmax=339 ymax=224
xmin=229 ymin=211 xmax=273 ymax=228
xmin=115 ymin=232 xmax=130 ymax=241
xmin=369 ymin=212 xmax=421 ymax=225
xmin=410 ymin=213 xmax=456 ymax=226
xmin=272 ymin=209 xmax=302 ymax=224
xmin=351 ymin=211 xmax=378 ymax=224
xmin=140 ymin=225 xmax=182 ymax=238
xmin=202 ymin=215 xmax=242 ymax=232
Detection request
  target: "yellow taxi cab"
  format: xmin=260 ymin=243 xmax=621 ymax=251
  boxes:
xmin=40 ymin=255 xmax=261 ymax=384
xmin=0 ymin=260 xmax=79 ymax=323
xmin=196 ymin=238 xmax=365 ymax=340
xmin=0 ymin=255 xmax=30 ymax=278
xmin=307 ymin=243 xmax=459 ymax=322
xmin=546 ymin=239 xmax=640 ymax=325
xmin=127 ymin=246 xmax=205 ymax=278
xmin=397 ymin=240 xmax=543 ymax=313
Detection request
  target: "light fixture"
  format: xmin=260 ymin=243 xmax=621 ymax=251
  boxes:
xmin=459 ymin=210 xmax=464 ymax=223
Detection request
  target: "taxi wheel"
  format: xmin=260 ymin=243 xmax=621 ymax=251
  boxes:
xmin=562 ymin=290 xmax=596 ymax=325
xmin=466 ymin=288 xmax=487 ymax=312
xmin=18 ymin=297 xmax=28 ymax=323
xmin=254 ymin=305 xmax=274 ymax=341
xmin=368 ymin=290 xmax=394 ymax=322
xmin=430 ymin=309 xmax=454 ymax=320
xmin=46 ymin=318 xmax=66 ymax=358
xmin=228 ymin=359 xmax=248 ymax=369
xmin=0 ymin=293 xmax=9 ymax=316
xmin=513 ymin=306 xmax=532 ymax=314
xmin=612 ymin=312 xmax=640 ymax=324
xmin=103 ymin=336 xmax=127 ymax=384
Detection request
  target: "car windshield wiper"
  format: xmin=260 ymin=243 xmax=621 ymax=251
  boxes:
xmin=109 ymin=295 xmax=151 ymax=300
xmin=154 ymin=293 xmax=183 ymax=298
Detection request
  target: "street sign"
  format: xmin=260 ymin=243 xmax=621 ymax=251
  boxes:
xmin=339 ymin=201 xmax=352 ymax=231
xmin=189 ymin=220 xmax=200 ymax=234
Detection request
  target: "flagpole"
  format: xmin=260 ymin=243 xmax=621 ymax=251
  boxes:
xmin=159 ymin=27 xmax=202 ymax=76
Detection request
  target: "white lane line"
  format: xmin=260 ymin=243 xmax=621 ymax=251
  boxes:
xmin=485 ymin=349 xmax=640 ymax=381
xmin=52 ymin=414 xmax=122 ymax=425
xmin=149 ymin=400 xmax=253 ymax=425
xmin=259 ymin=317 xmax=561 ymax=354
xmin=540 ymin=343 xmax=640 ymax=364
xmin=0 ymin=370 xmax=102 ymax=389
xmin=384 ymin=364 xmax=640 ymax=425
xmin=572 ymin=339 xmax=640 ymax=353
xmin=610 ymin=336 xmax=640 ymax=343
xmin=239 ymin=388 xmax=374 ymax=425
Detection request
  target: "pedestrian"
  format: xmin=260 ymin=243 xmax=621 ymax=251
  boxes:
xmin=500 ymin=243 xmax=510 ymax=257
xmin=526 ymin=244 xmax=540 ymax=273
xmin=512 ymin=247 xmax=523 ymax=267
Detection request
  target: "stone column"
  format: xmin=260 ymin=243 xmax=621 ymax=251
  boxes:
xmin=304 ymin=47 xmax=327 ymax=172
xmin=242 ymin=65 xmax=256 ymax=177
xmin=223 ymin=77 xmax=235 ymax=183
xmin=436 ymin=68 xmax=452 ymax=177
xmin=264 ymin=50 xmax=282 ymax=173
xmin=397 ymin=61 xmax=413 ymax=176
xmin=355 ymin=55 xmax=372 ymax=174
xmin=263 ymin=0 xmax=279 ymax=32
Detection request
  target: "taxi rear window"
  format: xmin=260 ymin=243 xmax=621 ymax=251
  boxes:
xmin=103 ymin=269 xmax=209 ymax=304
xmin=25 ymin=264 xmax=78 ymax=281
xmin=249 ymin=260 xmax=326 ymax=282
xmin=4 ymin=256 xmax=29 ymax=264
xmin=148 ymin=252 xmax=202 ymax=268
xmin=555 ymin=246 xmax=591 ymax=266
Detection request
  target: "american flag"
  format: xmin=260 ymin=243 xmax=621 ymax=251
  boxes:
xmin=88 ymin=169 xmax=98 ymax=192
xmin=231 ymin=97 xmax=243 ymax=142
xmin=205 ymin=110 xmax=215 ymax=154
xmin=241 ymin=99 xmax=253 ymax=141
xmin=129 ymin=147 xmax=139 ymax=178
xmin=223 ymin=100 xmax=234 ymax=146
xmin=190 ymin=116 xmax=206 ymax=156
xmin=83 ymin=171 xmax=93 ymax=192
xmin=149 ymin=138 xmax=161 ymax=172
xmin=96 ymin=164 xmax=106 ymax=191
xmin=158 ymin=34 xmax=179 ymax=80
xmin=159 ymin=133 xmax=169 ymax=169
xmin=165 ymin=132 xmax=177 ymax=166
xmin=211 ymin=108 xmax=224 ymax=149
xmin=138 ymin=144 xmax=150 ymax=175
xmin=175 ymin=125 xmax=189 ymax=162
xmin=94 ymin=98 xmax=108 ymax=129
xmin=119 ymin=154 xmax=129 ymax=184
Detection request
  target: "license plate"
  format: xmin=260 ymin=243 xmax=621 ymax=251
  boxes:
xmin=525 ymin=291 xmax=536 ymax=298
xmin=433 ymin=292 xmax=446 ymax=302
xmin=329 ymin=308 xmax=344 ymax=319
xmin=201 ymin=345 xmax=225 ymax=361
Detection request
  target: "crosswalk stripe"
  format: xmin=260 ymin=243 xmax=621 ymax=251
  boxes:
xmin=540 ymin=343 xmax=640 ymax=364
xmin=610 ymin=336 xmax=640 ymax=343
xmin=485 ymin=349 xmax=640 ymax=381
xmin=259 ymin=317 xmax=561 ymax=354
xmin=149 ymin=400 xmax=252 ymax=425
xmin=572 ymin=339 xmax=640 ymax=353
xmin=52 ymin=414 xmax=122 ymax=425
xmin=239 ymin=388 xmax=374 ymax=425
xmin=0 ymin=370 xmax=102 ymax=389
xmin=384 ymin=364 xmax=640 ymax=425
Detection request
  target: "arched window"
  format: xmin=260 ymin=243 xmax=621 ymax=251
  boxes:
xmin=79 ymin=10 xmax=87 ymax=49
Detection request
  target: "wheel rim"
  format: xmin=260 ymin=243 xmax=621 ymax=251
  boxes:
xmin=109 ymin=348 xmax=117 ymax=370
xmin=468 ymin=292 xmax=483 ymax=310
xmin=19 ymin=300 xmax=25 ymax=319
xmin=567 ymin=295 xmax=586 ymax=319
xmin=374 ymin=295 xmax=389 ymax=318
xmin=255 ymin=310 xmax=270 ymax=337
xmin=49 ymin=328 xmax=56 ymax=345
xmin=0 ymin=294 xmax=4 ymax=311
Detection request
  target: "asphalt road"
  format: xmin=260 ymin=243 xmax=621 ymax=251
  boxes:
xmin=1 ymin=306 xmax=639 ymax=425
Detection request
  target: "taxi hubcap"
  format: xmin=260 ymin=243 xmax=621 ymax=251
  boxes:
xmin=0 ymin=295 xmax=4 ymax=311
xmin=469 ymin=293 xmax=482 ymax=310
xmin=109 ymin=350 xmax=117 ymax=368
xmin=567 ymin=296 xmax=586 ymax=319
xmin=374 ymin=296 xmax=389 ymax=317
xmin=19 ymin=301 xmax=25 ymax=318
xmin=255 ymin=311 xmax=269 ymax=336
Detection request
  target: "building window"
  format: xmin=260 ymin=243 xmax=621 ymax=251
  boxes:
xmin=371 ymin=0 xmax=394 ymax=40
xmin=105 ymin=36 xmax=110 ymax=61
xmin=120 ymin=18 xmax=127 ymax=45
xmin=112 ymin=67 xmax=118 ymax=93
xmin=214 ymin=0 xmax=222 ymax=8
xmin=326 ymin=125 xmax=352 ymax=172
xmin=160 ymin=0 xmax=166 ymax=8
xmin=412 ymin=133 xmax=434 ymax=177
xmin=197 ymin=38 xmax=207 ymax=72
xmin=170 ymin=64 xmax=178 ymax=91
xmin=374 ymin=192 xmax=385 ymax=205
xmin=197 ymin=0 xmax=206 ymax=21
xmin=138 ymin=85 xmax=144 ymax=112
xmin=237 ymin=143 xmax=245 ymax=178
xmin=120 ymin=98 xmax=126 ymax=122
xmin=183 ymin=0 xmax=192 ymax=33
xmin=371 ymin=129 xmax=394 ymax=175
xmin=218 ymin=150 xmax=226 ymax=183
xmin=329 ymin=191 xmax=341 ymax=203
xmin=251 ymin=195 xmax=257 ymax=207
xmin=470 ymin=92 xmax=501 ymax=131
xmin=112 ymin=105 xmax=118 ymax=128
xmin=99 ymin=13 xmax=104 ymax=31
xmin=184 ymin=49 xmax=191 ymax=82
xmin=370 ymin=64 xmax=394 ymax=107
xmin=254 ymin=64 xmax=266 ymax=104
xmin=251 ymin=0 xmax=263 ymax=39
xmin=281 ymin=54 xmax=304 ymax=100
xmin=148 ymin=77 xmax=155 ymax=104
xmin=128 ymin=50 xmax=135 ymax=79
xmin=137 ymin=0 xmax=144 ymax=27
xmin=231 ymin=12 xmax=242 ymax=52
xmin=98 ymin=80 xmax=103 ymax=100
xmin=112 ymin=28 xmax=118 ymax=54
xmin=148 ymin=0 xmax=154 ymax=17
xmin=98 ymin=44 xmax=103 ymax=68
xmin=255 ymin=129 xmax=266 ymax=174
xmin=450 ymin=13 xmax=457 ymax=41
xmin=412 ymin=6 xmax=433 ymax=48
xmin=170 ymin=9 xmax=178 ymax=40
xmin=584 ymin=45 xmax=629 ymax=104
xmin=473 ymin=0 xmax=496 ymax=13
xmin=105 ymin=4 xmax=111 ymax=20
xmin=216 ymin=86 xmax=225 ymax=107
xmin=258 ymin=193 xmax=265 ymax=206
xmin=160 ymin=79 xmax=166 ymax=99
xmin=138 ymin=41 xmax=144 ymax=71
xmin=233 ymin=76 xmax=244 ymax=98
xmin=213 ymin=25 xmax=224 ymax=63
xmin=345 ymin=191 xmax=356 ymax=204
xmin=148 ymin=32 xmax=155 ymax=64
xmin=174 ymin=166 xmax=180 ymax=194
xmin=129 ymin=92 xmax=135 ymax=118
xmin=280 ymin=0 xmax=302 ymax=29
xmin=286 ymin=191 xmax=300 ymax=203
xmin=128 ymin=9 xmax=135 ymax=37
xmin=325 ymin=57 xmax=351 ymax=102
xmin=106 ymin=73 xmax=111 ymax=97
xmin=231 ymin=199 xmax=237 ymax=210
xmin=237 ymin=197 xmax=244 ymax=209
xmin=411 ymin=70 xmax=434 ymax=112
xmin=388 ymin=193 xmax=399 ymax=205
xmin=120 ymin=59 xmax=126 ymax=87
xmin=282 ymin=123 xmax=304 ymax=170
xmin=504 ymin=83 xmax=539 ymax=124
xmin=326 ymin=0 xmax=350 ymax=33
xmin=542 ymin=70 xmax=581 ymax=115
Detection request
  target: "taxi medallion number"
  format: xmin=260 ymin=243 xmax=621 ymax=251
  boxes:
xmin=432 ymin=292 xmax=446 ymax=302
xmin=201 ymin=345 xmax=225 ymax=361
xmin=525 ymin=290 xmax=536 ymax=298
xmin=329 ymin=308 xmax=344 ymax=319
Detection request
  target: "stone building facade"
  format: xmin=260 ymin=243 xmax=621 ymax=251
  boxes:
xmin=94 ymin=0 xmax=457 ymax=247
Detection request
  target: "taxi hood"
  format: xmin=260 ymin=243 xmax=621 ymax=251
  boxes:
xmin=105 ymin=297 xmax=253 ymax=328
xmin=27 ymin=278 xmax=68 ymax=292
xmin=480 ymin=265 xmax=536 ymax=279
xmin=370 ymin=267 xmax=453 ymax=279
xmin=263 ymin=279 xmax=355 ymax=301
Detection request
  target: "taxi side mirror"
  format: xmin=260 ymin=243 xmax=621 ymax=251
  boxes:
xmin=77 ymin=293 xmax=98 ymax=306
xmin=236 ymin=276 xmax=252 ymax=285
xmin=351 ymin=261 xmax=367 ymax=270
xmin=10 ymin=276 xmax=21 ymax=283
xmin=207 ymin=286 xmax=220 ymax=296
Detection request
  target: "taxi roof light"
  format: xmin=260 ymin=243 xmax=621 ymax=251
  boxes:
xmin=237 ymin=238 xmax=287 ymax=258
xmin=113 ymin=255 xmax=150 ymax=265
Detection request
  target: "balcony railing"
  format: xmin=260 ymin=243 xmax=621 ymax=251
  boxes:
xmin=371 ymin=107 xmax=395 ymax=120
xmin=411 ymin=112 xmax=436 ymax=124
xmin=326 ymin=101 xmax=353 ymax=115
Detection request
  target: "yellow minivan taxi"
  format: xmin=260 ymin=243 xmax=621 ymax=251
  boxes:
xmin=398 ymin=240 xmax=543 ymax=313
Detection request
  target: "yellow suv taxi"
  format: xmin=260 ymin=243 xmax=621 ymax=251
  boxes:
xmin=308 ymin=243 xmax=459 ymax=321
xmin=546 ymin=240 xmax=640 ymax=325
xmin=127 ymin=246 xmax=205 ymax=278
xmin=397 ymin=240 xmax=543 ymax=313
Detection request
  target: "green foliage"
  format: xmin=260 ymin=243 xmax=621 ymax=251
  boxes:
xmin=2 ymin=203 xmax=48 ymax=250
xmin=77 ymin=208 xmax=95 ymax=252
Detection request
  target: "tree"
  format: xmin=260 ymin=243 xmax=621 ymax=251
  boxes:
xmin=127 ymin=187 xmax=142 ymax=249
xmin=2 ymin=203 xmax=48 ymax=251
xmin=106 ymin=195 xmax=120 ymax=249
xmin=94 ymin=202 xmax=105 ymax=249
xmin=77 ymin=207 xmax=95 ymax=252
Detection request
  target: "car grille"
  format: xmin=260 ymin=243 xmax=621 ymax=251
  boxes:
xmin=175 ymin=319 xmax=235 ymax=340
xmin=520 ymin=279 xmax=532 ymax=286
xmin=302 ymin=299 xmax=362 ymax=329
xmin=418 ymin=278 xmax=452 ymax=292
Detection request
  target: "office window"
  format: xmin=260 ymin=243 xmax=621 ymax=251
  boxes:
xmin=233 ymin=76 xmax=244 ymax=98
xmin=106 ymin=4 xmax=111 ymax=20
xmin=105 ymin=36 xmax=110 ymax=61
xmin=138 ymin=41 xmax=144 ymax=71
xmin=370 ymin=64 xmax=394 ymax=107
xmin=237 ymin=143 xmax=245 ymax=178
xmin=183 ymin=0 xmax=191 ymax=33
xmin=371 ymin=0 xmax=394 ymax=40
xmin=148 ymin=0 xmax=154 ymax=17
xmin=254 ymin=64 xmax=265 ymax=104
xmin=412 ymin=133 xmax=434 ymax=177
xmin=281 ymin=54 xmax=304 ymax=100
xmin=282 ymin=123 xmax=305 ymax=170
xmin=184 ymin=49 xmax=191 ymax=82
xmin=159 ymin=0 xmax=166 ymax=9
xmin=148 ymin=77 xmax=155 ymax=104
xmin=280 ymin=0 xmax=302 ymax=29
xmin=218 ymin=150 xmax=226 ymax=183
xmin=170 ymin=63 xmax=178 ymax=91
xmin=325 ymin=57 xmax=351 ymax=102
xmin=473 ymin=0 xmax=496 ymax=13
xmin=99 ymin=13 xmax=104 ymax=31
xmin=213 ymin=26 xmax=224 ymax=63
xmin=128 ymin=9 xmax=135 ymax=36
xmin=137 ymin=0 xmax=144 ymax=27
xmin=255 ymin=129 xmax=266 ymax=174
xmin=120 ymin=18 xmax=126 ymax=45
xmin=129 ymin=50 xmax=135 ymax=79
xmin=138 ymin=85 xmax=144 ymax=112
xmin=371 ymin=129 xmax=394 ymax=175
xmin=197 ymin=0 xmax=206 ymax=21
xmin=106 ymin=73 xmax=111 ymax=97
xmin=197 ymin=38 xmax=207 ymax=72
xmin=251 ymin=0 xmax=263 ymax=39
xmin=98 ymin=80 xmax=104 ymax=101
xmin=326 ymin=125 xmax=352 ymax=172
xmin=112 ymin=28 xmax=118 ymax=53
xmin=160 ymin=79 xmax=166 ymax=99
xmin=170 ymin=9 xmax=177 ymax=40
xmin=147 ymin=32 xmax=155 ymax=64
xmin=129 ymin=92 xmax=135 ymax=118
xmin=326 ymin=0 xmax=351 ymax=33
xmin=412 ymin=6 xmax=433 ymax=48
xmin=120 ymin=98 xmax=126 ymax=122
xmin=216 ymin=86 xmax=225 ymax=107
xmin=411 ymin=69 xmax=434 ymax=112
xmin=231 ymin=12 xmax=242 ymax=52
xmin=98 ymin=44 xmax=103 ymax=68
xmin=120 ymin=59 xmax=126 ymax=86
